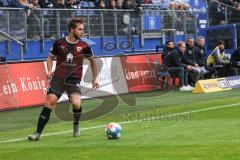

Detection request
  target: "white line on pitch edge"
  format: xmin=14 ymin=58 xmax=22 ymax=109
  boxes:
xmin=0 ymin=102 xmax=239 ymax=144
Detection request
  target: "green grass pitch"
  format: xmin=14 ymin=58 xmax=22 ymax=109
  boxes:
xmin=0 ymin=89 xmax=240 ymax=160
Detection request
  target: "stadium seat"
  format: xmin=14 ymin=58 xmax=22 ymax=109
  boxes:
xmin=79 ymin=1 xmax=89 ymax=8
xmin=88 ymin=2 xmax=95 ymax=8
xmin=83 ymin=1 xmax=89 ymax=8
xmin=43 ymin=10 xmax=54 ymax=16
xmin=1 ymin=0 xmax=10 ymax=6
xmin=74 ymin=10 xmax=83 ymax=16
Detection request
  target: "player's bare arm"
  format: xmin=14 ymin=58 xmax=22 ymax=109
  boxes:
xmin=88 ymin=56 xmax=99 ymax=89
xmin=47 ymin=54 xmax=54 ymax=79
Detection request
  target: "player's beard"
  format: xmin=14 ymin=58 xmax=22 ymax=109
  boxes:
xmin=73 ymin=33 xmax=80 ymax=40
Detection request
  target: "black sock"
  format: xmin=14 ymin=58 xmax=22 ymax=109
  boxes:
xmin=36 ymin=106 xmax=52 ymax=134
xmin=73 ymin=107 xmax=82 ymax=125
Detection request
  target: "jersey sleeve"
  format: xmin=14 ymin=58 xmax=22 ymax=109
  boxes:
xmin=83 ymin=46 xmax=94 ymax=58
xmin=49 ymin=41 xmax=58 ymax=56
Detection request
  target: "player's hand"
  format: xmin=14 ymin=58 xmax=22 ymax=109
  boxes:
xmin=92 ymin=79 xmax=99 ymax=90
xmin=47 ymin=71 xmax=53 ymax=80
xmin=187 ymin=65 xmax=193 ymax=70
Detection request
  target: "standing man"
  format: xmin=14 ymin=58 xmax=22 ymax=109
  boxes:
xmin=28 ymin=18 xmax=99 ymax=141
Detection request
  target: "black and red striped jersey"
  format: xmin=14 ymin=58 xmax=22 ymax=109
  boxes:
xmin=49 ymin=36 xmax=94 ymax=80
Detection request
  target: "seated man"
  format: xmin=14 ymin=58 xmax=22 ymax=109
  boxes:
xmin=207 ymin=40 xmax=232 ymax=77
xmin=162 ymin=41 xmax=175 ymax=60
xmin=164 ymin=41 xmax=194 ymax=91
xmin=194 ymin=36 xmax=215 ymax=78
xmin=184 ymin=37 xmax=206 ymax=86
xmin=231 ymin=46 xmax=240 ymax=66
xmin=230 ymin=46 xmax=240 ymax=75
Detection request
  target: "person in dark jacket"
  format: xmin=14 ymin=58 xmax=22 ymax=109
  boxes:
xmin=231 ymin=46 xmax=240 ymax=66
xmin=108 ymin=0 xmax=118 ymax=9
xmin=162 ymin=41 xmax=175 ymax=60
xmin=122 ymin=0 xmax=136 ymax=9
xmin=66 ymin=0 xmax=78 ymax=9
xmin=38 ymin=0 xmax=55 ymax=8
xmin=185 ymin=37 xmax=206 ymax=85
xmin=164 ymin=41 xmax=194 ymax=91
xmin=230 ymin=46 xmax=240 ymax=75
xmin=96 ymin=0 xmax=106 ymax=9
xmin=194 ymin=36 xmax=215 ymax=78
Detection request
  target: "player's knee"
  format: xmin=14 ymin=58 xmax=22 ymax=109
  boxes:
xmin=71 ymin=100 xmax=81 ymax=109
xmin=46 ymin=96 xmax=57 ymax=108
xmin=46 ymin=101 xmax=56 ymax=108
xmin=46 ymin=95 xmax=58 ymax=109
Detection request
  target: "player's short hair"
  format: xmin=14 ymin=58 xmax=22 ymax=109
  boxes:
xmin=68 ymin=18 xmax=84 ymax=32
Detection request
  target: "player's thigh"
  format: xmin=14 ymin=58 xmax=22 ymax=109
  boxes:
xmin=46 ymin=78 xmax=65 ymax=108
xmin=65 ymin=80 xmax=82 ymax=108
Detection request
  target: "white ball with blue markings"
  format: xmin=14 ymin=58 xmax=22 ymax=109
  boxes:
xmin=105 ymin=123 xmax=122 ymax=139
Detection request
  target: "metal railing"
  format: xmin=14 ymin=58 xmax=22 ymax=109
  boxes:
xmin=0 ymin=7 xmax=199 ymax=46
xmin=207 ymin=0 xmax=240 ymax=26
xmin=0 ymin=29 xmax=24 ymax=60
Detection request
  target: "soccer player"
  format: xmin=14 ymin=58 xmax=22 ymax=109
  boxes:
xmin=28 ymin=18 xmax=99 ymax=141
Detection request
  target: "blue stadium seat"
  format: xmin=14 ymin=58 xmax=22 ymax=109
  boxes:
xmin=88 ymin=2 xmax=95 ymax=8
xmin=43 ymin=10 xmax=54 ymax=16
xmin=83 ymin=1 xmax=89 ymax=8
xmin=1 ymin=0 xmax=10 ymax=6
xmin=74 ymin=10 xmax=83 ymax=16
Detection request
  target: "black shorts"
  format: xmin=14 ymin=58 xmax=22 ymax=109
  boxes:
xmin=47 ymin=77 xmax=81 ymax=99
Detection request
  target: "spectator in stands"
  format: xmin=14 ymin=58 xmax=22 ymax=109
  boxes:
xmin=53 ymin=0 xmax=69 ymax=36
xmin=208 ymin=0 xmax=226 ymax=25
xmin=176 ymin=3 xmax=186 ymax=35
xmin=207 ymin=40 xmax=232 ymax=77
xmin=163 ymin=2 xmax=178 ymax=32
xmin=38 ymin=0 xmax=55 ymax=8
xmin=96 ymin=0 xmax=106 ymax=9
xmin=66 ymin=0 xmax=78 ymax=9
xmin=169 ymin=1 xmax=176 ymax=10
xmin=108 ymin=0 xmax=118 ymax=9
xmin=177 ymin=3 xmax=184 ymax=10
xmin=184 ymin=37 xmax=206 ymax=86
xmin=116 ymin=0 xmax=122 ymax=9
xmin=122 ymin=0 xmax=137 ymax=9
xmin=183 ymin=3 xmax=190 ymax=10
xmin=163 ymin=41 xmax=194 ymax=91
xmin=54 ymin=0 xmax=66 ymax=8
xmin=27 ymin=0 xmax=42 ymax=39
xmin=10 ymin=0 xmax=37 ymax=10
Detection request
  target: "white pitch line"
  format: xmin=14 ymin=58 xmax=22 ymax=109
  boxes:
xmin=0 ymin=102 xmax=239 ymax=144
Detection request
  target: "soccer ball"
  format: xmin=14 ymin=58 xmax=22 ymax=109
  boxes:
xmin=105 ymin=122 xmax=122 ymax=139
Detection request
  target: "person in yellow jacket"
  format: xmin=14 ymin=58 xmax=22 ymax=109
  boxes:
xmin=207 ymin=40 xmax=231 ymax=77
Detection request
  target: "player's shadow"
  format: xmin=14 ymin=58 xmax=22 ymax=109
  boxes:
xmin=55 ymin=88 xmax=119 ymax=121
